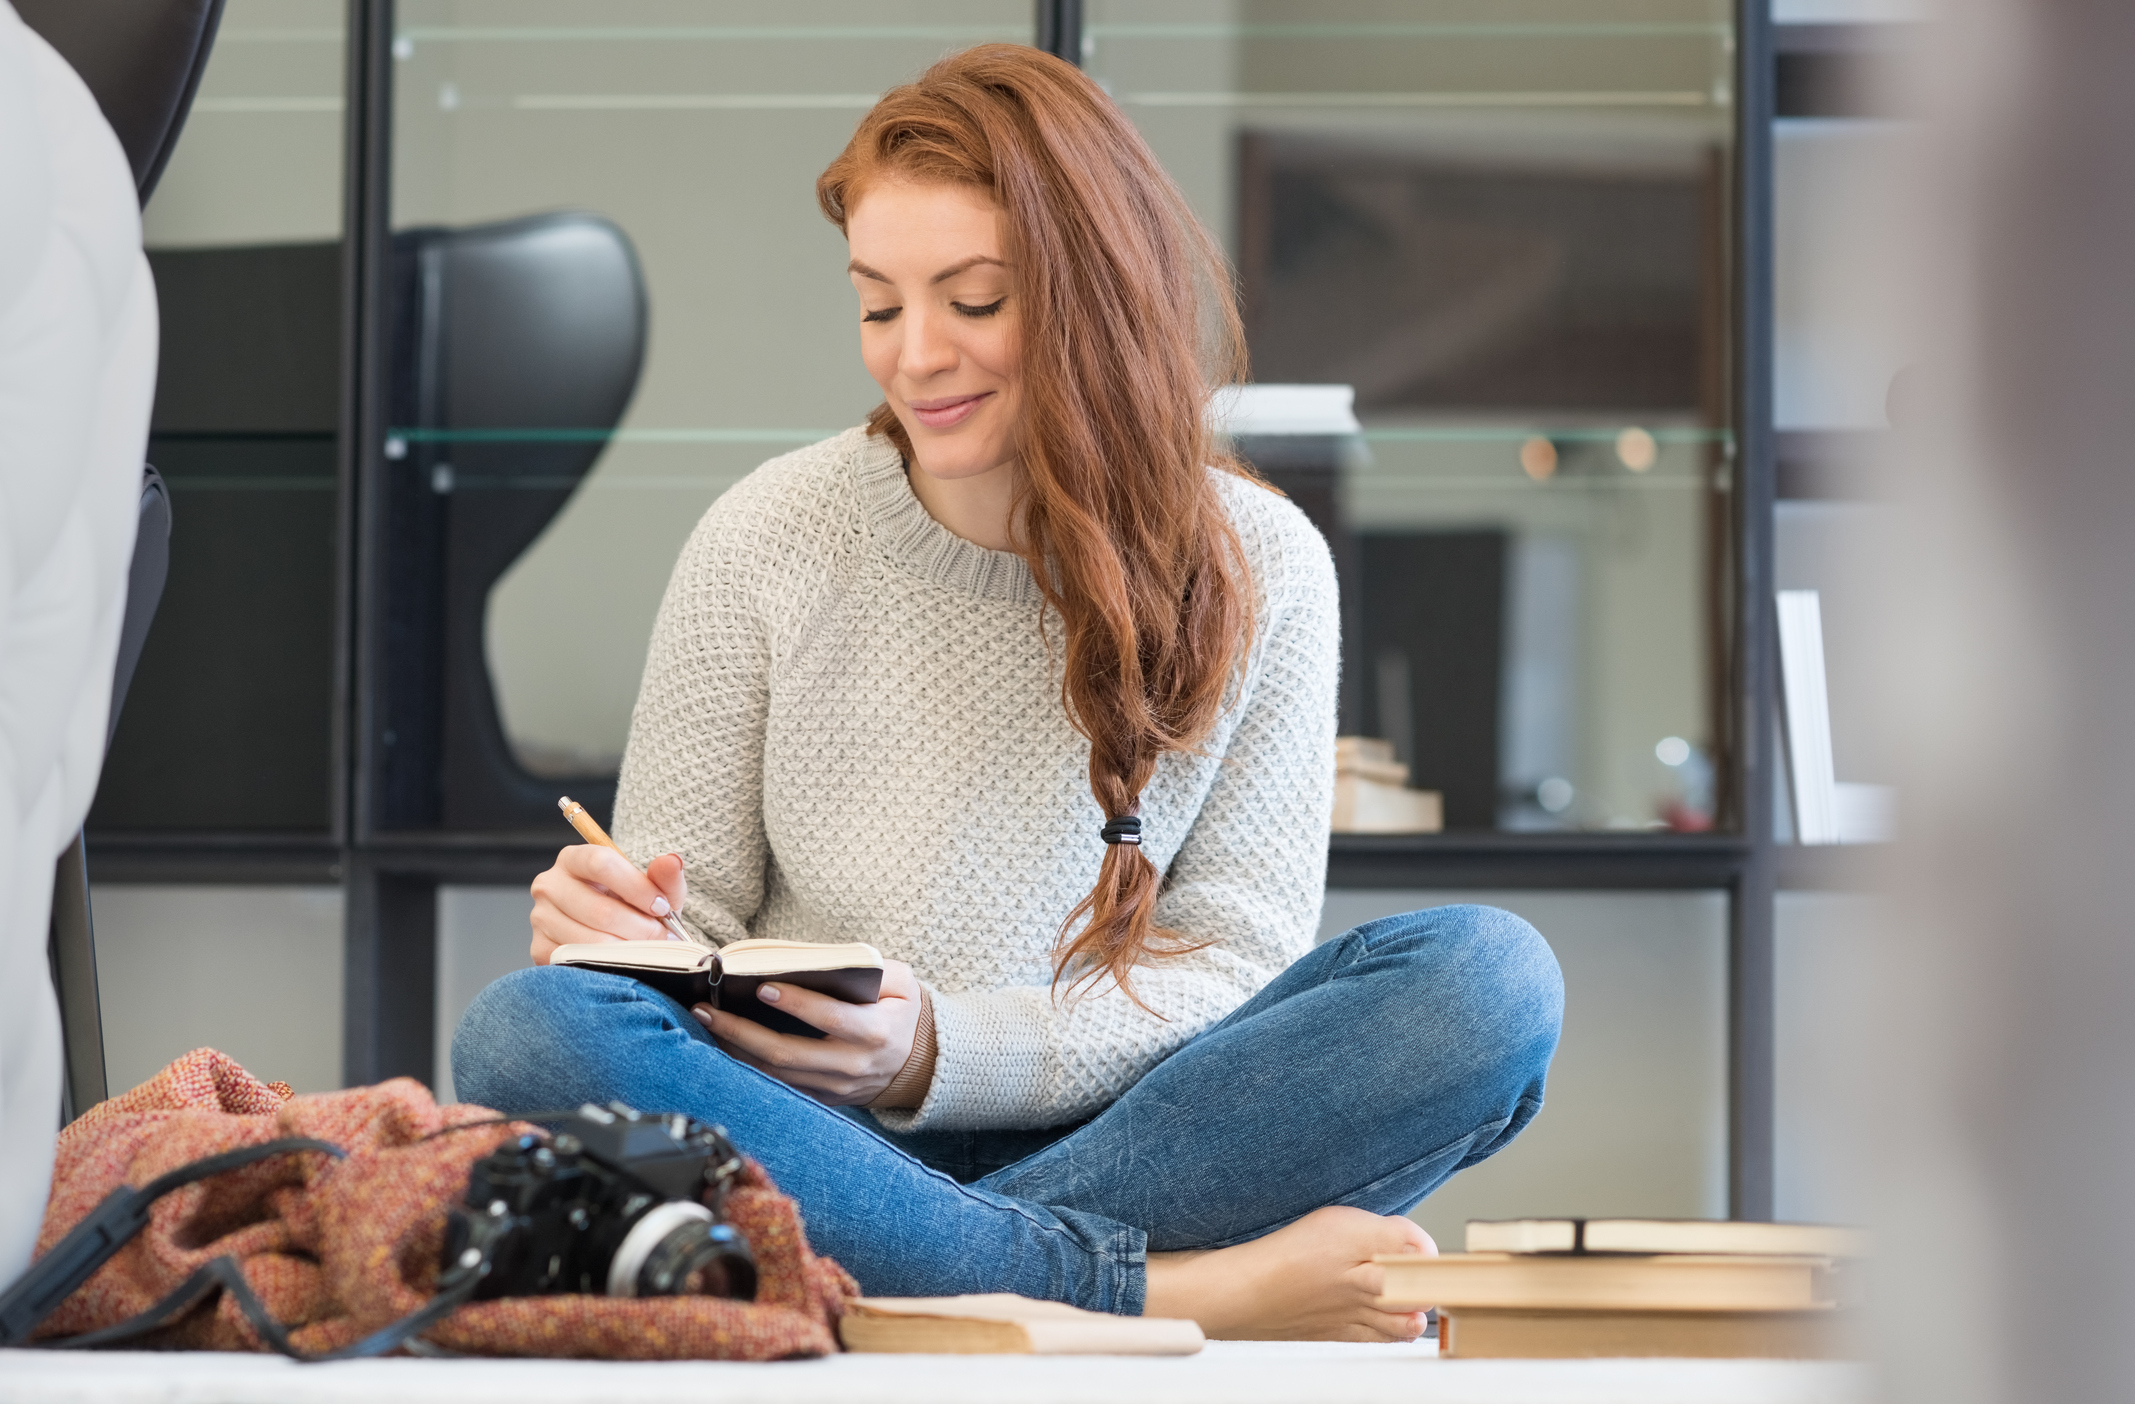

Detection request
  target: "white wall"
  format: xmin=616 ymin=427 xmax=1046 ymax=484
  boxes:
xmin=86 ymin=882 xmax=537 ymax=1105
xmin=90 ymin=885 xmax=344 ymax=1095
xmin=434 ymin=884 xmax=540 ymax=1102
xmin=1773 ymin=890 xmax=1880 ymax=1226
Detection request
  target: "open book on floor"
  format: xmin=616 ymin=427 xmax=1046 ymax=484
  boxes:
xmin=837 ymin=1296 xmax=1204 ymax=1355
xmin=1465 ymin=1218 xmax=1866 ymax=1259
xmin=550 ymin=938 xmax=883 ymax=1039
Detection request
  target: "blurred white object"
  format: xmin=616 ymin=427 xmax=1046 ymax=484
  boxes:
xmin=1777 ymin=590 xmax=1842 ymax=844
xmin=1208 ymin=384 xmax=1361 ymax=438
xmin=1833 ymin=782 xmax=1896 ymax=844
xmin=1778 ymin=591 xmax=1898 ymax=845
xmin=0 ymin=6 xmax=158 ymax=1280
xmin=1331 ymin=737 xmax=1443 ymax=833
xmin=1772 ymin=0 xmax=1927 ymax=21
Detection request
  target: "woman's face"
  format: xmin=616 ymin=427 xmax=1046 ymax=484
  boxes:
xmin=847 ymin=179 xmax=1022 ymax=485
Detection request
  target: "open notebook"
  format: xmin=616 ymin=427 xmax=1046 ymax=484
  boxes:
xmin=550 ymin=938 xmax=883 ymax=1039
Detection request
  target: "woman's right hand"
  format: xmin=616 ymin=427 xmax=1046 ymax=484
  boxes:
xmin=529 ymin=845 xmax=689 ymax=966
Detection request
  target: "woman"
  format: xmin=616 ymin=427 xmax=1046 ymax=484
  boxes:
xmin=454 ymin=44 xmax=1562 ymax=1341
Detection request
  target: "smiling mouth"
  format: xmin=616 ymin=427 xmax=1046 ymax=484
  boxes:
xmin=907 ymin=392 xmax=991 ymax=430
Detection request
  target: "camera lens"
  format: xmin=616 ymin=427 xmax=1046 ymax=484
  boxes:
xmin=604 ymin=1202 xmax=758 ymax=1300
xmin=645 ymin=1221 xmax=757 ymax=1300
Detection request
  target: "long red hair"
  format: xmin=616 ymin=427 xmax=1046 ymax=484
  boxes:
xmin=817 ymin=44 xmax=1257 ymax=1008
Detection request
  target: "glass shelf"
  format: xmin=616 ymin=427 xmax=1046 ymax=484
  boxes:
xmin=151 ymin=477 xmax=337 ymax=491
xmin=383 ymin=424 xmax=1730 ymax=444
xmin=1088 ymin=22 xmax=1730 ymax=40
xmin=394 ymin=25 xmax=1018 ymax=44
xmin=386 ymin=427 xmax=839 ymax=446
xmin=149 ymin=432 xmax=338 ymax=493
xmin=214 ymin=27 xmax=343 ymax=42
xmin=506 ymin=94 xmax=884 ymax=111
xmin=1359 ymin=426 xmax=1729 ymax=445
xmin=1117 ymin=91 xmax=1721 ymax=108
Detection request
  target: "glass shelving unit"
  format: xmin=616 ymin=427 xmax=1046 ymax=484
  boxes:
xmin=88 ymin=0 xmax=1785 ymax=1218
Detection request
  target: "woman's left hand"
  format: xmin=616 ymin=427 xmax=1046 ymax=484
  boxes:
xmin=692 ymin=959 xmax=923 ymax=1106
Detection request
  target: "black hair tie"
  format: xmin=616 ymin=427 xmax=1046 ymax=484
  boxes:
xmin=1100 ymin=816 xmax=1143 ymax=846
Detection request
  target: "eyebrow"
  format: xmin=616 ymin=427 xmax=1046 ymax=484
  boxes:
xmin=847 ymin=255 xmax=1008 ymax=285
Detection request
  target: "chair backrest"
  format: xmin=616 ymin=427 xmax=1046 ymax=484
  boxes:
xmin=378 ymin=212 xmax=648 ymax=831
xmin=9 ymin=0 xmax=226 ymax=201
xmin=87 ymin=213 xmax=648 ymax=838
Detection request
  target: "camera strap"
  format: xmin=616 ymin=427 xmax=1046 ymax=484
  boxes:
xmin=0 ymin=1136 xmax=486 ymax=1362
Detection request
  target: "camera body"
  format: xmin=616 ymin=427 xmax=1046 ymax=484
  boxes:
xmin=441 ymin=1102 xmax=757 ymax=1301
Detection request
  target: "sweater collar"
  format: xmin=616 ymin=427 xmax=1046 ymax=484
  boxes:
xmin=853 ymin=430 xmax=1041 ymax=605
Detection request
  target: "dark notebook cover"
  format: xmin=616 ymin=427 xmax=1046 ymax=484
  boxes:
xmin=718 ymin=968 xmax=884 ymax=1039
xmin=559 ymin=953 xmax=882 ymax=1039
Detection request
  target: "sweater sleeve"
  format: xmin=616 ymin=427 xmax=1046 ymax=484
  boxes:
xmin=609 ymin=448 xmax=851 ymax=948
xmin=873 ymin=495 xmax=1340 ymax=1132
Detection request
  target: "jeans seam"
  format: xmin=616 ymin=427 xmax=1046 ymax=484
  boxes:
xmin=1107 ymin=1223 xmax=1148 ymax=1315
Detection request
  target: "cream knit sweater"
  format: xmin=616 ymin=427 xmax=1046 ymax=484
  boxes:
xmin=611 ymin=427 xmax=1339 ymax=1132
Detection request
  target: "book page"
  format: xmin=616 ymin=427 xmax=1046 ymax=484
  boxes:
xmin=552 ymin=941 xmax=710 ymax=972
xmin=719 ymin=940 xmax=884 ymax=975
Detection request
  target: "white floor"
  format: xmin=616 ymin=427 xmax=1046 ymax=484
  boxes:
xmin=1 ymin=1342 xmax=1869 ymax=1404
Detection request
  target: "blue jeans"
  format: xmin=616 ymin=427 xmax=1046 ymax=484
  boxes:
xmin=451 ymin=904 xmax=1562 ymax=1315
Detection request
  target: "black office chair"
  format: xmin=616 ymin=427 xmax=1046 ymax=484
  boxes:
xmin=91 ymin=213 xmax=647 ymax=840
xmin=23 ymin=0 xmax=223 ymax=1119
xmin=378 ymin=212 xmax=648 ymax=832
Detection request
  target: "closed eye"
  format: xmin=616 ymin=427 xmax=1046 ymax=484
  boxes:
xmin=862 ymin=306 xmax=900 ymax=324
xmin=953 ymin=298 xmax=1006 ymax=318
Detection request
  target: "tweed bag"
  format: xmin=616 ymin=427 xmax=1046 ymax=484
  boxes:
xmin=25 ymin=1049 xmax=854 ymax=1359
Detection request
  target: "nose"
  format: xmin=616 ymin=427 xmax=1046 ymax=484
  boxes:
xmin=898 ymin=304 xmax=958 ymax=381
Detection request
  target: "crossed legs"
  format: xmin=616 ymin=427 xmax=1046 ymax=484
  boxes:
xmin=452 ymin=904 xmax=1563 ymax=1336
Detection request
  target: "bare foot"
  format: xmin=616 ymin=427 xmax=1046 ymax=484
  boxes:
xmin=1143 ymin=1206 xmax=1438 ymax=1342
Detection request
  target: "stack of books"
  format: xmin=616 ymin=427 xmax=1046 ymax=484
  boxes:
xmin=1377 ymin=1218 xmax=1865 ymax=1360
xmin=1331 ymin=736 xmax=1442 ymax=833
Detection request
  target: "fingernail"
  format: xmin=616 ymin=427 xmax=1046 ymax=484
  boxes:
xmin=651 ymin=895 xmax=671 ymax=916
xmin=758 ymin=984 xmax=780 ymax=1003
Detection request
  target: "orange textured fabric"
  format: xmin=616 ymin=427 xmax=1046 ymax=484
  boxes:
xmin=30 ymin=1049 xmax=855 ymax=1358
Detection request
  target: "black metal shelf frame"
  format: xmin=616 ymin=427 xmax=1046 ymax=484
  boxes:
xmin=85 ymin=0 xmax=1791 ymax=1221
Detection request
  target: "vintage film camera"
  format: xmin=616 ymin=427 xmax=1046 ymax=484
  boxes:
xmin=443 ymin=1102 xmax=759 ymax=1301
